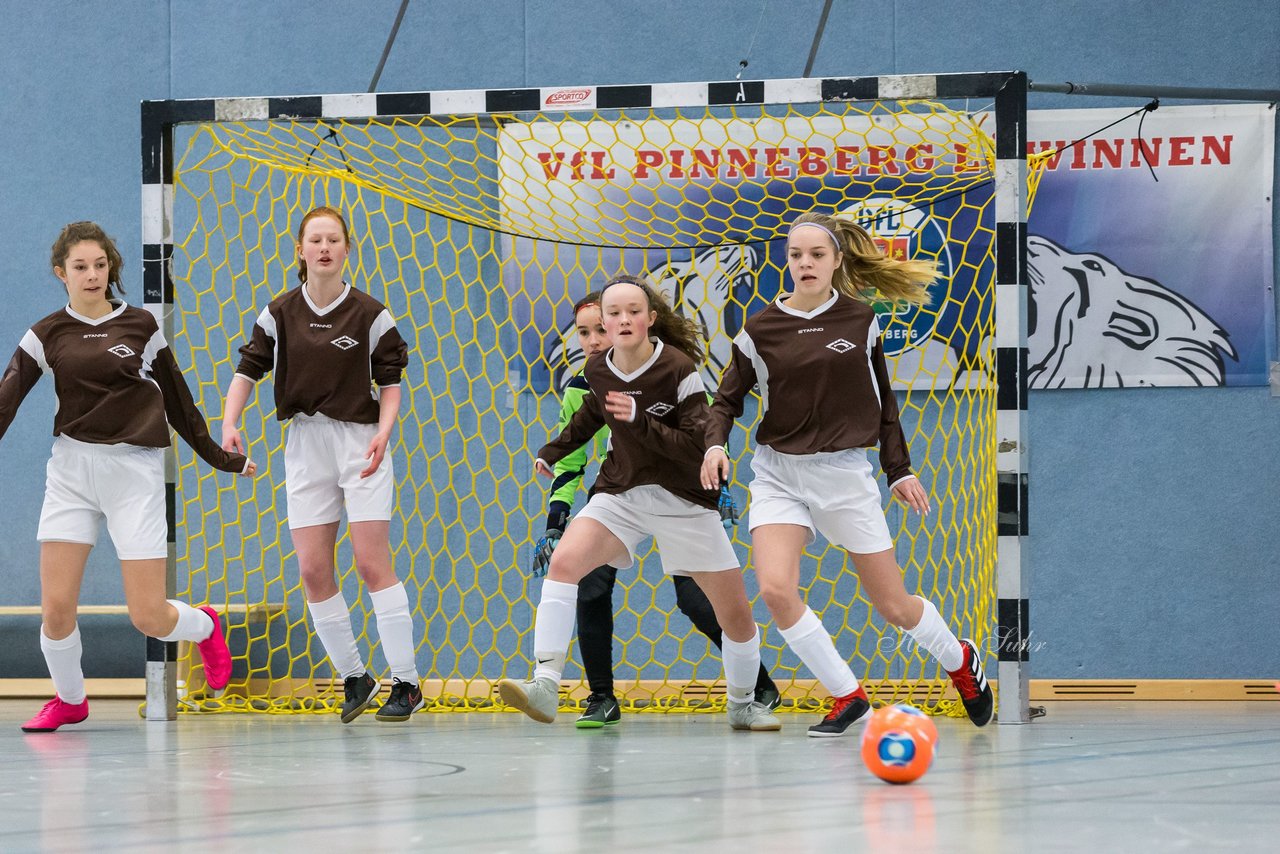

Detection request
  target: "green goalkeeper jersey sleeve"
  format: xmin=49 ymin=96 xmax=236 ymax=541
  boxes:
xmin=547 ymin=374 xmax=608 ymax=510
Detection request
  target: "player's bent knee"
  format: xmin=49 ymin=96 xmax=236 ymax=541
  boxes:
xmin=876 ymin=600 xmax=918 ymax=629
xmin=353 ymin=561 xmax=396 ymax=590
xmin=41 ymin=610 xmax=78 ymax=640
xmin=546 ymin=545 xmax=605 ymax=585
xmin=546 ymin=560 xmax=593 ymax=585
xmin=297 ymin=565 xmax=339 ymax=598
xmin=716 ymin=609 xmax=758 ymax=643
xmin=758 ymin=581 xmax=802 ymax=616
xmin=576 ymin=577 xmax=612 ymax=603
xmin=129 ymin=608 xmax=172 ymax=638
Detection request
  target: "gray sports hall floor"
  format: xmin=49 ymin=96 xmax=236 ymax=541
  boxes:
xmin=0 ymin=700 xmax=1276 ymax=852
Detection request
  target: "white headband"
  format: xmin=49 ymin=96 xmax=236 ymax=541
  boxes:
xmin=788 ymin=221 xmax=841 ymax=249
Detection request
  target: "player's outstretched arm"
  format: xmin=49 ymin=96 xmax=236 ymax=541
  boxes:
xmin=154 ymin=346 xmax=253 ymax=476
xmin=538 ymin=390 xmax=607 ymax=472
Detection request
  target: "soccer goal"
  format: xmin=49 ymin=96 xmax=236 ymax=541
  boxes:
xmin=140 ymin=71 xmax=1037 ymax=724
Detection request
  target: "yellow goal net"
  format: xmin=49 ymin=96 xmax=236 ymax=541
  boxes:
xmin=166 ymin=87 xmax=1041 ymax=716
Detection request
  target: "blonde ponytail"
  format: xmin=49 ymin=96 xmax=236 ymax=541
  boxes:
xmin=790 ymin=211 xmax=936 ymax=306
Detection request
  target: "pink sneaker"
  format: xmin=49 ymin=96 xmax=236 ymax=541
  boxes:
xmin=21 ymin=696 xmax=89 ymax=732
xmin=196 ymin=606 xmax=232 ymax=692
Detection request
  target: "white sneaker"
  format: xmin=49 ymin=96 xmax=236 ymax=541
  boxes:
xmin=727 ymin=700 xmax=782 ymax=731
xmin=498 ymin=677 xmax=559 ymax=723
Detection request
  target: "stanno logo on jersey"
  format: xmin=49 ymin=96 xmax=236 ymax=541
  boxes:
xmin=825 ymin=339 xmax=857 ymax=354
xmin=331 ymin=336 xmax=359 ymax=350
xmin=108 ymin=344 xmax=136 ymax=358
xmin=645 ymin=402 xmax=674 ymax=417
xmin=83 ymin=333 xmax=108 ymax=339
xmin=797 ymin=327 xmax=825 ymax=334
xmin=310 ymin=323 xmax=333 ymax=329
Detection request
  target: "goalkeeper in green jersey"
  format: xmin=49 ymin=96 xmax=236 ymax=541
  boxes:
xmin=531 ymin=292 xmax=779 ymax=728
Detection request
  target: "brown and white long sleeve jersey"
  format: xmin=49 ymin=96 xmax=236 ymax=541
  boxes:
xmin=235 ymin=283 xmax=408 ymax=424
xmin=538 ymin=339 xmax=719 ymax=511
xmin=0 ymin=301 xmax=247 ymax=473
xmin=707 ymin=291 xmax=914 ymax=486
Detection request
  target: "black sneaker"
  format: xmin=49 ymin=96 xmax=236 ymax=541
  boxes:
xmin=376 ymin=678 xmax=424 ymax=722
xmin=806 ymin=688 xmax=871 ymax=738
xmin=340 ymin=672 xmax=380 ymax=723
xmin=947 ymin=638 xmax=994 ymax=727
xmin=575 ymin=692 xmax=621 ymax=729
xmin=755 ymin=685 xmax=782 ymax=711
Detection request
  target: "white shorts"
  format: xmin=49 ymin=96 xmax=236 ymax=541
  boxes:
xmin=38 ymin=436 xmax=167 ymax=560
xmin=747 ymin=444 xmax=894 ymax=554
xmin=284 ymin=414 xmax=394 ymax=529
xmin=574 ymin=484 xmax=740 ymax=576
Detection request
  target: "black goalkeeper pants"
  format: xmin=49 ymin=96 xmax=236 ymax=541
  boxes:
xmin=575 ymin=564 xmax=778 ymax=697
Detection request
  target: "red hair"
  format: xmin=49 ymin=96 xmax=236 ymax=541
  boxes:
xmin=295 ymin=205 xmax=351 ymax=284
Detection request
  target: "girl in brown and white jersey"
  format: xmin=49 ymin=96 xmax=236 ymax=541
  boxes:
xmin=498 ymin=275 xmax=780 ymax=732
xmin=702 ymin=211 xmax=994 ymax=735
xmin=221 ymin=206 xmax=422 ymax=723
xmin=0 ymin=222 xmax=255 ymax=733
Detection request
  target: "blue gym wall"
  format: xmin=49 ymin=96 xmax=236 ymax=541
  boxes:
xmin=0 ymin=1 xmax=1276 ymax=680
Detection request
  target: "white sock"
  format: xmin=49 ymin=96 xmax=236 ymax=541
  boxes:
xmin=905 ymin=596 xmax=964 ymax=672
xmin=307 ymin=591 xmax=366 ymax=680
xmin=156 ymin=600 xmax=215 ymax=642
xmin=40 ymin=625 xmax=86 ymax=705
xmin=779 ymin=607 xmax=861 ymax=698
xmin=720 ymin=627 xmax=761 ymax=705
xmin=369 ymin=582 xmax=419 ymax=682
xmin=532 ymin=579 xmax=578 ymax=682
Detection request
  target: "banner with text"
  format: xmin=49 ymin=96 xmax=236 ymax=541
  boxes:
xmin=501 ymin=103 xmax=1274 ymax=391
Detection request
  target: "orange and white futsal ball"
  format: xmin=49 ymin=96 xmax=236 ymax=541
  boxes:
xmin=860 ymin=704 xmax=939 ymax=784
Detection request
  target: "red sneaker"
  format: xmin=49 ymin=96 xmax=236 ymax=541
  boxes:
xmin=196 ymin=606 xmax=232 ymax=693
xmin=21 ymin=696 xmax=89 ymax=733
xmin=946 ymin=638 xmax=994 ymax=726
xmin=807 ymin=687 xmax=872 ymax=738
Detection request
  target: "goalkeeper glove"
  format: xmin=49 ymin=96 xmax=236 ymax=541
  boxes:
xmin=718 ymin=483 xmax=739 ymax=530
xmin=531 ymin=502 xmax=570 ymax=578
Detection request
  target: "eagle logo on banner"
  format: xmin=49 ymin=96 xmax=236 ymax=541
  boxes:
xmin=1026 ymin=235 xmax=1237 ymax=388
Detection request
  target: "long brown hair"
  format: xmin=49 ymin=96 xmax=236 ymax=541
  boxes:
xmin=295 ymin=205 xmax=351 ymax=284
xmin=50 ymin=222 xmax=125 ymax=297
xmin=601 ymin=274 xmax=704 ymax=364
xmin=790 ymin=211 xmax=936 ymax=306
